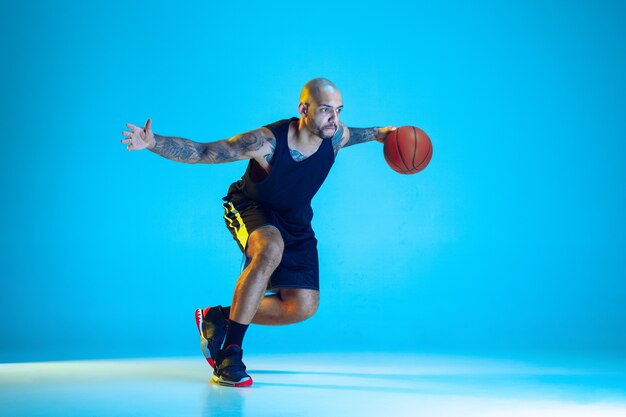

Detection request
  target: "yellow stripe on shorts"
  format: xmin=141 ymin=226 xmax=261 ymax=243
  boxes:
xmin=223 ymin=201 xmax=249 ymax=250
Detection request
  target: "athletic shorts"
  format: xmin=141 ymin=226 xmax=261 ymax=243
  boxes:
xmin=222 ymin=195 xmax=320 ymax=292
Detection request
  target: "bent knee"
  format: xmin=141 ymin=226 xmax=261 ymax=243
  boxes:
xmin=295 ymin=301 xmax=318 ymax=321
xmin=282 ymin=289 xmax=319 ymax=322
xmin=254 ymin=241 xmax=284 ymax=269
xmin=247 ymin=227 xmax=284 ymax=269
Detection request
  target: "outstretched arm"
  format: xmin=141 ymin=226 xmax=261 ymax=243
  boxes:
xmin=150 ymin=131 xmax=269 ymax=164
xmin=121 ymin=119 xmax=274 ymax=164
xmin=334 ymin=125 xmax=396 ymax=153
xmin=344 ymin=127 xmax=382 ymax=146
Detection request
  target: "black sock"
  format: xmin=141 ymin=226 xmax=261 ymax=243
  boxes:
xmin=221 ymin=306 xmax=231 ymax=319
xmin=223 ymin=320 xmax=248 ymax=349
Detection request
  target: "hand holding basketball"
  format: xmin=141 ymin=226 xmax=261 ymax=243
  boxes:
xmin=383 ymin=126 xmax=432 ymax=174
xmin=376 ymin=126 xmax=396 ymax=143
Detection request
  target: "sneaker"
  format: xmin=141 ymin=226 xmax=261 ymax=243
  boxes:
xmin=212 ymin=344 xmax=253 ymax=387
xmin=194 ymin=306 xmax=228 ymax=369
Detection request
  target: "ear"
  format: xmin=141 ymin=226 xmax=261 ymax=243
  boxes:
xmin=298 ymin=102 xmax=308 ymax=116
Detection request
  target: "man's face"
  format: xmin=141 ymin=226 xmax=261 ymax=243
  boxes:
xmin=303 ymin=88 xmax=343 ymax=140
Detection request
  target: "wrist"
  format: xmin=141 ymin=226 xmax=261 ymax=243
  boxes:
xmin=376 ymin=128 xmax=385 ymax=143
xmin=147 ymin=134 xmax=158 ymax=150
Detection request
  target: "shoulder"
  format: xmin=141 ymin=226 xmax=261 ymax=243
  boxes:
xmin=238 ymin=126 xmax=275 ymax=142
xmin=234 ymin=126 xmax=279 ymax=169
xmin=237 ymin=126 xmax=276 ymax=143
xmin=224 ymin=127 xmax=276 ymax=163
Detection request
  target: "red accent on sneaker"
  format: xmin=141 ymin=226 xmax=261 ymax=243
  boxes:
xmin=195 ymin=308 xmax=215 ymax=368
xmin=223 ymin=344 xmax=241 ymax=350
xmin=194 ymin=309 xmax=202 ymax=333
xmin=212 ymin=374 xmax=253 ymax=387
xmin=233 ymin=377 xmax=253 ymax=387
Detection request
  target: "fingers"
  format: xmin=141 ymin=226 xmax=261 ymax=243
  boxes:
xmin=122 ymin=127 xmax=133 ymax=143
xmin=122 ymin=124 xmax=136 ymax=150
xmin=122 ymin=120 xmax=151 ymax=152
xmin=125 ymin=120 xmax=152 ymax=133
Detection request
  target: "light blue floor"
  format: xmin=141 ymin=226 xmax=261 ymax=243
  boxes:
xmin=1 ymin=353 xmax=625 ymax=417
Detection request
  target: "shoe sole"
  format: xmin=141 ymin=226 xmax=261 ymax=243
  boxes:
xmin=211 ymin=373 xmax=253 ymax=387
xmin=194 ymin=308 xmax=216 ymax=369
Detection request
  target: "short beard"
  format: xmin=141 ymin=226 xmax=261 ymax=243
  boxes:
xmin=304 ymin=114 xmax=336 ymax=140
xmin=319 ymin=125 xmax=337 ymax=140
xmin=319 ymin=131 xmax=334 ymax=140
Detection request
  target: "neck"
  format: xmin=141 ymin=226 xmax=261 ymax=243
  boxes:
xmin=296 ymin=118 xmax=323 ymax=146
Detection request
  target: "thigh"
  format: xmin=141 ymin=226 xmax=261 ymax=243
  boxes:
xmin=279 ymin=288 xmax=319 ymax=309
xmin=223 ymin=196 xmax=277 ymax=253
xmin=268 ymin=238 xmax=319 ymax=291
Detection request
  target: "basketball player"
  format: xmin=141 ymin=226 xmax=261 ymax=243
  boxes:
xmin=122 ymin=78 xmax=394 ymax=387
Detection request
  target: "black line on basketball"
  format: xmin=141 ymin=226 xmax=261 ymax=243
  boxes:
xmin=411 ymin=126 xmax=418 ymax=170
xmin=416 ymin=141 xmax=433 ymax=170
xmin=387 ymin=156 xmax=404 ymax=173
xmin=395 ymin=128 xmax=410 ymax=173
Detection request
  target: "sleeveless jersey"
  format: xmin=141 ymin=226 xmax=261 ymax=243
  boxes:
xmin=225 ymin=118 xmax=335 ymax=236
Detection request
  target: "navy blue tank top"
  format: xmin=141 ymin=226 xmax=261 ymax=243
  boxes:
xmin=226 ymin=118 xmax=335 ymax=230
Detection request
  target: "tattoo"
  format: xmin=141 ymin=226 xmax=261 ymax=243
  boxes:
xmin=290 ymin=149 xmax=306 ymax=162
xmin=344 ymin=127 xmax=379 ymax=148
xmin=264 ymin=138 xmax=276 ymax=165
xmin=151 ymin=135 xmax=208 ymax=163
xmin=151 ymin=131 xmax=268 ymax=164
xmin=331 ymin=125 xmax=345 ymax=156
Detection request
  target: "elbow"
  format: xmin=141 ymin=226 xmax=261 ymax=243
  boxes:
xmin=194 ymin=147 xmax=213 ymax=164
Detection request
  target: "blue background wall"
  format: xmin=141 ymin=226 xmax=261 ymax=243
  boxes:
xmin=1 ymin=0 xmax=625 ymax=362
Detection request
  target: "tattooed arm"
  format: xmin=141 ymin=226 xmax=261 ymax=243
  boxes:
xmin=122 ymin=119 xmax=275 ymax=165
xmin=332 ymin=123 xmax=396 ymax=154
xmin=150 ymin=130 xmax=273 ymax=164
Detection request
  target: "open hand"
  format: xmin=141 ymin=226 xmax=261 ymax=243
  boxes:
xmin=121 ymin=119 xmax=155 ymax=151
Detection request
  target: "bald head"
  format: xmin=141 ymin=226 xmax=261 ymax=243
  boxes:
xmin=300 ymin=78 xmax=341 ymax=104
xmin=298 ymin=78 xmax=343 ymax=140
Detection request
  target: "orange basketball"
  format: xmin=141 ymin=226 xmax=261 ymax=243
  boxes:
xmin=383 ymin=126 xmax=433 ymax=174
